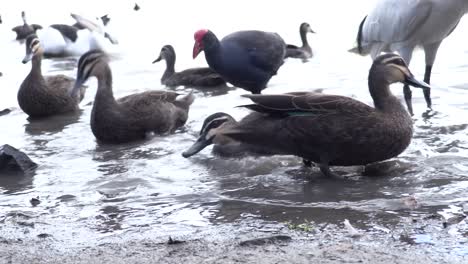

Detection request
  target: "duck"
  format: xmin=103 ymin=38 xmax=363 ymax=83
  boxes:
xmin=350 ymin=0 xmax=468 ymax=115
xmin=38 ymin=13 xmax=118 ymax=58
xmin=182 ymin=112 xmax=279 ymax=158
xmin=71 ymin=49 xmax=195 ymax=144
xmin=192 ymin=29 xmax=286 ymax=94
xmin=284 ymin=22 xmax=315 ymax=61
xmin=153 ymin=45 xmax=226 ymax=88
xmin=183 ymin=53 xmax=430 ymax=178
xmin=18 ymin=34 xmax=86 ymax=118
xmin=11 ymin=11 xmax=42 ymax=42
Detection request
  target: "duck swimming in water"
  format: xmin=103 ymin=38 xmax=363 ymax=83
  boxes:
xmin=153 ymin=45 xmax=226 ymax=88
xmin=284 ymin=22 xmax=315 ymax=61
xmin=183 ymin=53 xmax=430 ymax=177
xmin=71 ymin=50 xmax=195 ymax=144
xmin=183 ymin=112 xmax=278 ymax=158
xmin=18 ymin=35 xmax=86 ymax=118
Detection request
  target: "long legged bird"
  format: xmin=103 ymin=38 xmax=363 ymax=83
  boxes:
xmin=350 ymin=0 xmax=468 ymax=115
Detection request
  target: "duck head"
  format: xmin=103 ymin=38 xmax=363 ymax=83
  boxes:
xmin=22 ymin=34 xmax=43 ymax=63
xmin=182 ymin=112 xmax=235 ymax=158
xmin=71 ymin=49 xmax=108 ymax=96
xmin=152 ymin=45 xmax=176 ymax=64
xmin=300 ymin=22 xmax=315 ymax=34
xmin=373 ymin=53 xmax=430 ymax=89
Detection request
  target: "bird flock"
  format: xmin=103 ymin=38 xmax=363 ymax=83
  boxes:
xmin=2 ymin=0 xmax=468 ymax=178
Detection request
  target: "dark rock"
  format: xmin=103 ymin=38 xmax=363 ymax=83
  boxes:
xmin=0 ymin=108 xmax=11 ymax=116
xmin=30 ymin=197 xmax=40 ymax=207
xmin=134 ymin=3 xmax=140 ymax=11
xmin=167 ymin=236 xmax=185 ymax=245
xmin=0 ymin=144 xmax=37 ymax=173
xmin=239 ymin=235 xmax=292 ymax=246
xmin=37 ymin=233 xmax=52 ymax=239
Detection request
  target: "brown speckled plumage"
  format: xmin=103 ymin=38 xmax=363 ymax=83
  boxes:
xmin=184 ymin=54 xmax=430 ymax=177
xmin=74 ymin=50 xmax=194 ymax=143
xmin=18 ymin=35 xmax=85 ymax=118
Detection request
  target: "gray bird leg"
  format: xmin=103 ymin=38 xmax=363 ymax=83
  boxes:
xmin=423 ymin=65 xmax=432 ymax=109
xmin=403 ymin=84 xmax=414 ymax=116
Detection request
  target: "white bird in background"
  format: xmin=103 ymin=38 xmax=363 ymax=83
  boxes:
xmin=37 ymin=13 xmax=118 ymax=58
xmin=350 ymin=0 xmax=468 ymax=115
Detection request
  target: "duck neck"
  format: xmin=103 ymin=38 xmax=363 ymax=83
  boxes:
xmin=162 ymin=55 xmax=176 ymax=82
xmin=94 ymin=64 xmax=116 ymax=105
xmin=29 ymin=54 xmax=43 ymax=79
xmin=300 ymin=29 xmax=309 ymax=48
xmin=368 ymin=72 xmax=403 ymax=113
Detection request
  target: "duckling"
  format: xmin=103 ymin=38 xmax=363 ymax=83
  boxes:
xmin=183 ymin=112 xmax=279 ymax=158
xmin=284 ymin=22 xmax=315 ymax=61
xmin=153 ymin=45 xmax=226 ymax=88
xmin=18 ymin=35 xmax=86 ymax=118
xmin=71 ymin=50 xmax=195 ymax=144
xmin=11 ymin=11 xmax=42 ymax=42
xmin=183 ymin=54 xmax=430 ymax=178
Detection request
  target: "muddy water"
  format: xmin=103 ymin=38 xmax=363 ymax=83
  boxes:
xmin=0 ymin=0 xmax=468 ymax=258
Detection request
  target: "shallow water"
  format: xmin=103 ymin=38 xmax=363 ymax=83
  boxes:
xmin=1 ymin=0 xmax=468 ymax=256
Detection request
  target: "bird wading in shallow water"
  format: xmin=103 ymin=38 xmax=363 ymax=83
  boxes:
xmin=350 ymin=0 xmax=468 ymax=115
xmin=71 ymin=50 xmax=194 ymax=144
xmin=183 ymin=54 xmax=430 ymax=178
xmin=192 ymin=29 xmax=286 ymax=94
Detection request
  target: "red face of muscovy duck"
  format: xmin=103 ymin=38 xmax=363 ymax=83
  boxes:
xmin=193 ymin=29 xmax=209 ymax=58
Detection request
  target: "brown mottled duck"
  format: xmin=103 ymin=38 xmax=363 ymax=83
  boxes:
xmin=285 ymin=22 xmax=315 ymax=61
xmin=182 ymin=112 xmax=278 ymax=158
xmin=183 ymin=53 xmax=430 ymax=177
xmin=153 ymin=45 xmax=226 ymax=88
xmin=71 ymin=49 xmax=195 ymax=144
xmin=18 ymin=34 xmax=86 ymax=118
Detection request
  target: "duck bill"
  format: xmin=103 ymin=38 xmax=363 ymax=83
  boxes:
xmin=192 ymin=41 xmax=202 ymax=59
xmin=22 ymin=53 xmax=33 ymax=64
xmin=152 ymin=55 xmax=162 ymax=63
xmin=404 ymin=74 xmax=431 ymax=90
xmin=70 ymin=79 xmax=84 ymax=97
xmin=182 ymin=136 xmax=212 ymax=158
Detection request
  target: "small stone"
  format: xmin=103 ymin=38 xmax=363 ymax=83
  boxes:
xmin=30 ymin=197 xmax=40 ymax=207
xmin=134 ymin=3 xmax=140 ymax=11
xmin=167 ymin=236 xmax=185 ymax=245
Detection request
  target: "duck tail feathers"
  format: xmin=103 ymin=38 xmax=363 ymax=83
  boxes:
xmin=176 ymin=90 xmax=195 ymax=108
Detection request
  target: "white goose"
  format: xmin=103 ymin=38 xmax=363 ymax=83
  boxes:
xmin=350 ymin=0 xmax=468 ymax=115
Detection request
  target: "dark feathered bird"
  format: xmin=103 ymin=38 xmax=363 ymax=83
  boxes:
xmin=183 ymin=112 xmax=278 ymax=158
xmin=153 ymin=45 xmax=226 ymax=88
xmin=71 ymin=50 xmax=195 ymax=143
xmin=183 ymin=53 xmax=430 ymax=177
xmin=285 ymin=22 xmax=315 ymax=61
xmin=18 ymin=35 xmax=86 ymax=118
xmin=193 ymin=29 xmax=286 ymax=94
xmin=11 ymin=11 xmax=42 ymax=42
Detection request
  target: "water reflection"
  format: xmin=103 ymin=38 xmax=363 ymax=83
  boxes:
xmin=24 ymin=111 xmax=82 ymax=136
xmin=0 ymin=170 xmax=35 ymax=194
xmin=167 ymin=84 xmax=236 ymax=97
